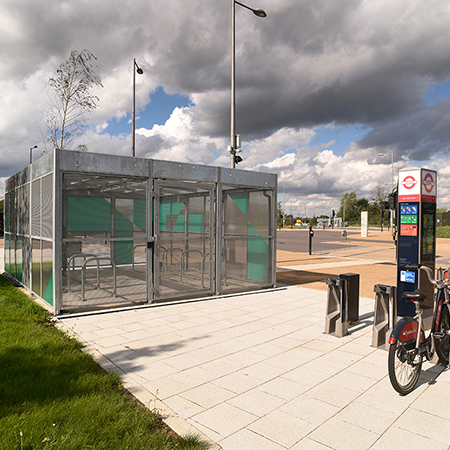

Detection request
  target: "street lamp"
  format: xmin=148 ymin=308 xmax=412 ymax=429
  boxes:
xmin=378 ymin=153 xmax=394 ymax=192
xmin=229 ymin=0 xmax=266 ymax=168
xmin=30 ymin=145 xmax=38 ymax=165
xmin=132 ymin=58 xmax=144 ymax=157
xmin=378 ymin=152 xmax=394 ymax=232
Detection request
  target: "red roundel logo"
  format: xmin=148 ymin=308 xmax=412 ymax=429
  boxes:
xmin=401 ymin=176 xmax=417 ymax=190
xmin=423 ymin=173 xmax=434 ymax=193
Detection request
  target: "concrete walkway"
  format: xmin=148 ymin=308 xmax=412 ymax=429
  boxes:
xmin=57 ymin=287 xmax=450 ymax=450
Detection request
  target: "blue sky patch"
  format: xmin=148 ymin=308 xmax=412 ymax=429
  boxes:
xmin=104 ymin=86 xmax=192 ymax=136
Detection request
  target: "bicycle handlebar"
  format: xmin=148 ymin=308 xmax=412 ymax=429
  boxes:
xmin=405 ymin=264 xmax=450 ymax=287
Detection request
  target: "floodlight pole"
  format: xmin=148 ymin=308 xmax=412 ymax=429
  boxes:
xmin=230 ymin=0 xmax=266 ymax=168
xmin=132 ymin=58 xmax=144 ymax=157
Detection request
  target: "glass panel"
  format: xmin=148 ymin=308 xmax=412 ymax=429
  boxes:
xmin=248 ymin=190 xmax=270 ymax=236
xmin=17 ymin=185 xmax=30 ymax=236
xmin=41 ymin=175 xmax=53 ymax=239
xmin=61 ymin=173 xmax=149 ymax=312
xmin=4 ymin=233 xmax=10 ymax=274
xmin=31 ymin=180 xmax=40 ymax=237
xmin=220 ymin=185 xmax=275 ymax=292
xmin=42 ymin=240 xmax=53 ymax=305
xmin=155 ymin=181 xmax=214 ymax=300
xmin=225 ymin=192 xmax=248 ymax=236
xmin=22 ymin=237 xmax=31 ymax=289
xmin=32 ymin=239 xmax=41 ymax=296
xmin=16 ymin=236 xmax=23 ymax=282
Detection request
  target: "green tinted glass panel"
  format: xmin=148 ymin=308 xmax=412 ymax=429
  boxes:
xmin=230 ymin=192 xmax=248 ymax=216
xmin=42 ymin=241 xmax=53 ymax=306
xmin=134 ymin=199 xmax=146 ymax=232
xmin=188 ymin=214 xmax=204 ymax=233
xmin=115 ymin=232 xmax=133 ymax=264
xmin=68 ymin=197 xmax=111 ymax=231
xmin=248 ymin=238 xmax=269 ymax=282
xmin=32 ymin=239 xmax=41 ymax=296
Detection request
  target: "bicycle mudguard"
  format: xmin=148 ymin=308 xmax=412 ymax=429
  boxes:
xmin=389 ymin=317 xmax=424 ymax=345
xmin=431 ymin=288 xmax=445 ymax=333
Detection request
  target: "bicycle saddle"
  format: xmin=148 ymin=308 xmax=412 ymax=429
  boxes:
xmin=402 ymin=289 xmax=427 ymax=303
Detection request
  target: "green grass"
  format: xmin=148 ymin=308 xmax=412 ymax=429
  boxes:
xmin=0 ymin=275 xmax=208 ymax=450
xmin=437 ymin=226 xmax=450 ymax=239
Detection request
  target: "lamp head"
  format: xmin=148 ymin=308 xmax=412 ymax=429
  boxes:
xmin=253 ymin=8 xmax=266 ymax=17
xmin=136 ymin=67 xmax=143 ymax=75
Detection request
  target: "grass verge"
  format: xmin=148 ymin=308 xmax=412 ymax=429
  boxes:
xmin=0 ymin=275 xmax=208 ymax=450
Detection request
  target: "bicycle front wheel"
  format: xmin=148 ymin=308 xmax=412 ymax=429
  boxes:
xmin=436 ymin=306 xmax=450 ymax=364
xmin=388 ymin=338 xmax=422 ymax=395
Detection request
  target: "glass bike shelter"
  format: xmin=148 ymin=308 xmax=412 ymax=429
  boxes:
xmin=4 ymin=149 xmax=277 ymax=315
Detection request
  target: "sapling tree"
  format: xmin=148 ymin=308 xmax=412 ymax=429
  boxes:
xmin=45 ymin=49 xmax=103 ymax=150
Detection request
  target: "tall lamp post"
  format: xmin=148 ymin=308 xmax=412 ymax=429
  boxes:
xmin=378 ymin=152 xmax=394 ymax=232
xmin=229 ymin=0 xmax=266 ymax=168
xmin=132 ymin=58 xmax=144 ymax=157
xmin=30 ymin=145 xmax=38 ymax=165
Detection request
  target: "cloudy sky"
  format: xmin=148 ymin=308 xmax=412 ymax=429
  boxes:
xmin=2 ymin=0 xmax=450 ymax=216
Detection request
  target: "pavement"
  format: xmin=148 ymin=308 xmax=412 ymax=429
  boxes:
xmin=3 ymin=232 xmax=450 ymax=449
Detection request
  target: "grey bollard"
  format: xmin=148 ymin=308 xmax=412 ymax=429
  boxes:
xmin=371 ymin=284 xmax=397 ymax=350
xmin=325 ymin=277 xmax=348 ymax=337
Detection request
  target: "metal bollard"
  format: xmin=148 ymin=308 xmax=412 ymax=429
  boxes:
xmin=325 ymin=277 xmax=348 ymax=337
xmin=371 ymin=284 xmax=397 ymax=350
xmin=309 ymin=226 xmax=314 ymax=255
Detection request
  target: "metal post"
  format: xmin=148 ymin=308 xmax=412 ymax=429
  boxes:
xmin=132 ymin=59 xmax=143 ymax=157
xmin=230 ymin=0 xmax=236 ymax=169
xmin=132 ymin=59 xmax=136 ymax=157
xmin=229 ymin=1 xmax=266 ymax=169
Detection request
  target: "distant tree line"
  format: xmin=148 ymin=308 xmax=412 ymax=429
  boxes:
xmin=277 ymin=185 xmax=394 ymax=229
xmin=338 ymin=186 xmax=390 ymax=226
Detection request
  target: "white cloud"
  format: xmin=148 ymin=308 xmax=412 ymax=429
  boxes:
xmin=1 ymin=0 xmax=450 ymax=215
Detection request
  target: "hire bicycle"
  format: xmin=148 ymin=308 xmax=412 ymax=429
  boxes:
xmin=388 ymin=264 xmax=450 ymax=395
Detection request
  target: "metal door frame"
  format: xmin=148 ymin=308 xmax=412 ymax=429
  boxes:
xmin=153 ymin=179 xmax=216 ymax=300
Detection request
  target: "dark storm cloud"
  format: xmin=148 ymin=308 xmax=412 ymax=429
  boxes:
xmin=191 ymin=0 xmax=450 ymax=141
xmin=357 ymin=101 xmax=450 ymax=161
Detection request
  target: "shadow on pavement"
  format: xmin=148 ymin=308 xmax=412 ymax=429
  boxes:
xmin=276 ymin=269 xmax=336 ymax=286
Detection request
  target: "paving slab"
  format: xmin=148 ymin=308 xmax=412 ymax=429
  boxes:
xmin=57 ymin=286 xmax=450 ymax=449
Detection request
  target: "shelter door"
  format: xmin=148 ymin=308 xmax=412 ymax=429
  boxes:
xmin=153 ymin=180 xmax=215 ymax=300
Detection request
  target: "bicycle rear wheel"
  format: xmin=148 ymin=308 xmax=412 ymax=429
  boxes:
xmin=436 ymin=306 xmax=450 ymax=364
xmin=388 ymin=321 xmax=422 ymax=395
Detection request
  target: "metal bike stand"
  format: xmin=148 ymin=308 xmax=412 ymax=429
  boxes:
xmin=325 ymin=277 xmax=348 ymax=337
xmin=371 ymin=284 xmax=397 ymax=350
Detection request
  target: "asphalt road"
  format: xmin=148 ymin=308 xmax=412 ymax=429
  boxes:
xmin=277 ymin=228 xmax=362 ymax=254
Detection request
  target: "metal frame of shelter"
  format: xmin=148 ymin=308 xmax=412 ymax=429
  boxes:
xmin=3 ymin=149 xmax=277 ymax=315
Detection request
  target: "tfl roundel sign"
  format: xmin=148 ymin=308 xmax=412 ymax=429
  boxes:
xmin=398 ymin=169 xmax=436 ymax=203
xmin=399 ymin=170 xmax=420 ymax=202
xmin=422 ymin=170 xmax=436 ymax=203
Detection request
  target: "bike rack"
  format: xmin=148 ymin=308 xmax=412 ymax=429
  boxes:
xmin=325 ymin=277 xmax=348 ymax=337
xmin=180 ymin=250 xmax=209 ymax=288
xmin=371 ymin=284 xmax=397 ymax=350
xmin=67 ymin=253 xmax=98 ymax=295
xmin=66 ymin=253 xmax=116 ymax=302
xmin=132 ymin=244 xmax=147 ymax=270
xmin=160 ymin=247 xmax=184 ymax=277
xmin=81 ymin=256 xmax=116 ymax=302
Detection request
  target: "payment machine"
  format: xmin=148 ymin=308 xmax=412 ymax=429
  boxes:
xmin=396 ymin=168 xmax=437 ymax=316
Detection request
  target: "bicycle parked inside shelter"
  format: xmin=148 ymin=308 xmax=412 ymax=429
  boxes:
xmin=388 ymin=264 xmax=450 ymax=395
